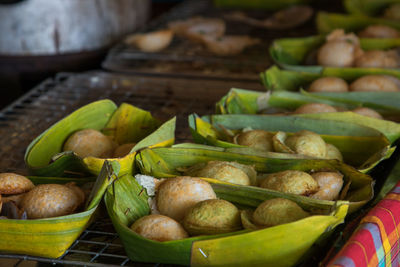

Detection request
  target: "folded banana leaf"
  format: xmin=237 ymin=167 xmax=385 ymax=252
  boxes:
xmin=261 ymin=65 xmax=400 ymax=91
xmin=344 ymin=0 xmax=400 ymax=16
xmin=0 ymin=161 xmax=118 ymax=258
xmin=270 ymin=34 xmax=400 ymax=72
xmin=216 ymin=88 xmax=400 ymax=143
xmin=189 ymin=114 xmax=394 ymax=172
xmin=107 ymin=154 xmax=349 ymax=266
xmin=317 ymin=11 xmax=400 ymax=34
xmin=25 ymin=99 xmax=175 ymax=177
xmin=136 ymin=146 xmax=372 ymax=213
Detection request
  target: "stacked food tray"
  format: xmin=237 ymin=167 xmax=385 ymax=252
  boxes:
xmin=103 ymin=0 xmax=342 ymax=81
xmin=2 ymin=0 xmax=400 ymax=266
xmin=0 ymin=72 xmax=262 ymax=266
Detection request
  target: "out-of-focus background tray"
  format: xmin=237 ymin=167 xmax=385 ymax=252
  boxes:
xmin=102 ymin=0 xmax=343 ymax=81
xmin=0 ymin=71 xmax=262 ymax=266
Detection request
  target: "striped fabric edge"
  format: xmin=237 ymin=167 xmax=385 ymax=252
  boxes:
xmin=328 ymin=182 xmax=400 ymax=267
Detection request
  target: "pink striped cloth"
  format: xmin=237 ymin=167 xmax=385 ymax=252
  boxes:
xmin=328 ymin=182 xmax=400 ymax=267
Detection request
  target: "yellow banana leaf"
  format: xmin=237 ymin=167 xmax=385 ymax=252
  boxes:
xmin=0 ymin=161 xmax=118 ymax=258
xmin=105 ymin=162 xmax=349 ymax=266
xmin=188 ymin=114 xmax=393 ymax=172
xmin=215 ymin=88 xmax=400 ymax=143
xmin=136 ymin=146 xmax=373 ymax=213
xmin=25 ymin=100 xmax=175 ymax=177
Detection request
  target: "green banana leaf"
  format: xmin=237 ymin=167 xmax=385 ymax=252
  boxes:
xmin=0 ymin=161 xmax=119 ymax=258
xmin=317 ymin=11 xmax=400 ymax=34
xmin=25 ymin=100 xmax=175 ymax=177
xmin=213 ymin=0 xmax=311 ymax=10
xmin=270 ymin=34 xmax=400 ymax=72
xmin=261 ymin=65 xmax=400 ymax=91
xmin=344 ymin=0 xmax=400 ymax=16
xmin=215 ymin=88 xmax=400 ymax=143
xmin=106 ymin=155 xmax=349 ymax=266
xmin=136 ymin=146 xmax=371 ymax=213
xmin=188 ymin=114 xmax=394 ymax=172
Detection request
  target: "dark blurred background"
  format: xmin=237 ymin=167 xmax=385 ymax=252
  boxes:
xmin=0 ymin=0 xmax=181 ymax=109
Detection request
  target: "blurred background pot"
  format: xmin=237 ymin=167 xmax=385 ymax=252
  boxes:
xmin=0 ymin=0 xmax=150 ymax=107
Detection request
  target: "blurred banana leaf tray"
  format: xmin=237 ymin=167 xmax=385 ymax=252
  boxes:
xmin=102 ymin=0 xmax=343 ymax=81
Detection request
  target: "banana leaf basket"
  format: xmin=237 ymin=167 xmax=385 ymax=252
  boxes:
xmin=0 ymin=161 xmax=118 ymax=258
xmin=259 ymin=65 xmax=400 ymax=118
xmin=316 ymin=11 xmax=400 ymax=34
xmin=213 ymin=0 xmax=311 ymax=10
xmin=344 ymin=0 xmax=400 ymax=16
xmin=188 ymin=113 xmax=395 ymax=173
xmin=24 ymin=99 xmax=175 ymax=178
xmin=104 ymin=147 xmax=350 ymax=266
xmin=262 ymin=65 xmax=400 ymax=91
xmin=270 ymin=34 xmax=400 ymax=72
xmin=215 ymin=88 xmax=400 ymax=144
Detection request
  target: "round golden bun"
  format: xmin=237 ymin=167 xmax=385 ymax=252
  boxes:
xmin=0 ymin=173 xmax=34 ymax=195
xmin=21 ymin=184 xmax=80 ymax=219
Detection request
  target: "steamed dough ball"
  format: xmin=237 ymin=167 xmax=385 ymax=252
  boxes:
xmin=325 ymin=143 xmax=343 ymax=161
xmin=20 ymin=184 xmax=80 ymax=219
xmin=285 ymin=130 xmax=327 ymax=158
xmin=308 ymin=77 xmax=349 ymax=93
xmin=260 ymin=170 xmax=319 ymax=195
xmin=0 ymin=173 xmax=34 ymax=195
xmin=317 ymin=41 xmax=356 ymax=67
xmin=352 ymin=107 xmax=383 ymax=119
xmin=156 ymin=177 xmax=217 ymax=221
xmin=358 ymin=25 xmax=400 ymax=39
xmin=310 ymin=172 xmax=344 ymax=201
xmin=130 ymin=214 xmax=188 ymax=241
xmin=294 ymin=103 xmax=338 ymax=114
xmin=253 ymin=198 xmax=309 ymax=227
xmin=183 ymin=199 xmax=242 ymax=236
xmin=354 ymin=50 xmax=399 ymax=68
xmin=125 ymin=29 xmax=174 ymax=53
xmin=349 ymin=75 xmax=400 ymax=92
xmin=235 ymin=130 xmax=274 ymax=151
xmin=63 ymin=129 xmax=115 ymax=158
xmin=185 ymin=161 xmax=252 ymax=186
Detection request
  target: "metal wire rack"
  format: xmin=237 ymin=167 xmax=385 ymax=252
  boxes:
xmin=103 ymin=0 xmax=344 ymax=80
xmin=0 ymin=71 xmax=263 ymax=266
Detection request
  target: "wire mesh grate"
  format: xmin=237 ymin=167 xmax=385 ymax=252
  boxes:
xmin=0 ymin=71 xmax=263 ymax=266
xmin=103 ymin=0 xmax=344 ymax=80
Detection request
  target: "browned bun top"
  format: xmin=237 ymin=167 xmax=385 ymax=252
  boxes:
xmin=21 ymin=184 xmax=80 ymax=219
xmin=0 ymin=173 xmax=34 ymax=195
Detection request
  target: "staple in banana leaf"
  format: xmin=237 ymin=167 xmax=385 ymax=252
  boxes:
xmin=106 ymin=159 xmax=348 ymax=266
xmin=25 ymin=99 xmax=175 ymax=177
xmin=344 ymin=0 xmax=400 ymax=16
xmin=0 ymin=161 xmax=118 ymax=258
xmin=136 ymin=146 xmax=373 ymax=213
xmin=215 ymin=88 xmax=400 ymax=143
xmin=317 ymin=11 xmax=400 ymax=34
xmin=270 ymin=33 xmax=400 ymax=72
xmin=189 ymin=113 xmax=393 ymax=172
